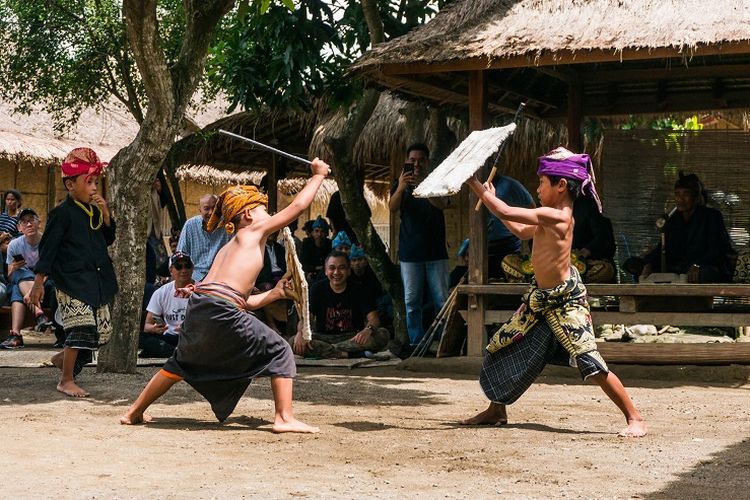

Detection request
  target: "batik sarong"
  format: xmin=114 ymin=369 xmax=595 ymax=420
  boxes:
xmin=56 ymin=288 xmax=112 ymax=376
xmin=162 ymin=283 xmax=296 ymax=422
xmin=480 ymin=267 xmax=608 ymax=405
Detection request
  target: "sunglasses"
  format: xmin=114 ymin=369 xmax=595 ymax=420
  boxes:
xmin=173 ymin=263 xmax=193 ymax=270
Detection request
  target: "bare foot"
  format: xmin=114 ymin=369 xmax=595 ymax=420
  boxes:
xmin=119 ymin=410 xmax=153 ymax=425
xmin=272 ymin=416 xmax=320 ymax=434
xmin=619 ymin=419 xmax=647 ymax=437
xmin=51 ymin=352 xmax=63 ymax=370
xmin=57 ymin=380 xmax=89 ymax=398
xmin=460 ymin=403 xmax=508 ymax=426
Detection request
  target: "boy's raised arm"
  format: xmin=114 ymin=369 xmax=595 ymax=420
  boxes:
xmin=467 ymin=177 xmax=565 ymax=231
xmin=263 ymin=158 xmax=330 ymax=235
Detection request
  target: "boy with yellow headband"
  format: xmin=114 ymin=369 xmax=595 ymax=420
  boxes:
xmin=121 ymin=158 xmax=330 ymax=433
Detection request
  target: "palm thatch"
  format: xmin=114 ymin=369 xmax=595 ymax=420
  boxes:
xmin=0 ymin=100 xmax=138 ymax=165
xmin=176 ymin=164 xmax=389 ymax=208
xmin=352 ymin=0 xmax=750 ymax=120
xmin=0 ymin=96 xmax=229 ymax=165
xmin=355 ymin=0 xmax=750 ymax=72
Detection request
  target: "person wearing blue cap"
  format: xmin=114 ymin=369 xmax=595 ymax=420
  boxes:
xmin=300 ymin=216 xmax=332 ymax=281
xmin=332 ymin=230 xmax=352 ymax=254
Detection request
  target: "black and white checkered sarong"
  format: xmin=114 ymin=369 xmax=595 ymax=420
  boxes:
xmin=479 ymin=320 xmax=607 ymax=405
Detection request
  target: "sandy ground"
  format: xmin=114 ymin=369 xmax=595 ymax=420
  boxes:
xmin=1 ymin=350 xmax=749 ymax=499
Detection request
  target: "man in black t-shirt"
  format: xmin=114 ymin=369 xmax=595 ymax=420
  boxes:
xmin=291 ymin=251 xmax=389 ymax=359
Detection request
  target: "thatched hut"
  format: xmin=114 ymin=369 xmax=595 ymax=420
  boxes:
xmin=0 ymin=99 xmax=228 ymax=230
xmin=353 ymin=0 xmax=750 ymax=354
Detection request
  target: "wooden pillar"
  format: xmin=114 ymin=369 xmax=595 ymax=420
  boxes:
xmin=268 ymin=156 xmax=279 ymax=213
xmin=467 ymin=70 xmax=488 ymax=356
xmin=567 ymin=74 xmax=583 ymax=152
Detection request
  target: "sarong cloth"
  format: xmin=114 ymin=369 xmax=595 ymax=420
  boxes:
xmin=480 ymin=267 xmax=608 ymax=405
xmin=56 ymin=288 xmax=113 ymax=376
xmin=162 ymin=283 xmax=296 ymax=422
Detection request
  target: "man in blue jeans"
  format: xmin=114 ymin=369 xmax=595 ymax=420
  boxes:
xmin=389 ymin=143 xmax=450 ymax=348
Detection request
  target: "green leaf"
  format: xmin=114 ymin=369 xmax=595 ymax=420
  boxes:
xmin=281 ymin=0 xmax=295 ymax=11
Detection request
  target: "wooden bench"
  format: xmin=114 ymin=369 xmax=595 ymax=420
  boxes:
xmin=456 ymin=283 xmax=750 ymax=364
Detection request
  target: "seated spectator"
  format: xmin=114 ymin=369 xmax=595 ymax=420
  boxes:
xmin=487 ymin=176 xmax=535 ymax=279
xmin=0 ymin=189 xmax=22 ymax=234
xmin=572 ymin=196 xmax=617 ymax=283
xmin=291 ymin=251 xmax=388 ymax=359
xmin=139 ymin=252 xmax=193 ymax=358
xmin=331 ymin=230 xmax=352 ymax=255
xmin=288 ymin=219 xmax=302 ymax=258
xmin=623 ymin=172 xmax=735 ymax=283
xmin=300 ymin=215 xmax=331 ymax=281
xmin=326 ymin=190 xmax=358 ymax=244
xmin=255 ymin=232 xmax=288 ymax=335
xmin=502 ymin=196 xmax=618 ymax=284
xmin=0 ymin=208 xmax=56 ymax=349
xmin=350 ymin=244 xmax=393 ymax=329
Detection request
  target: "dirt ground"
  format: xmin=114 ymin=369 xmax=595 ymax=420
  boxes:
xmin=1 ymin=352 xmax=749 ymax=499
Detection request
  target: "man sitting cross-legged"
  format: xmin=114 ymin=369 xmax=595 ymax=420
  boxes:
xmin=292 ymin=251 xmax=389 ymax=359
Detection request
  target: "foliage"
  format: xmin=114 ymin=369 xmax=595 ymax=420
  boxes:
xmin=205 ymin=0 xmax=447 ymax=113
xmin=0 ymin=0 xmax=191 ymax=128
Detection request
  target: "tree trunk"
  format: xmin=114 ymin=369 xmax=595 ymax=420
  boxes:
xmin=323 ymin=89 xmax=409 ymax=349
xmin=98 ymin=0 xmax=234 ymax=372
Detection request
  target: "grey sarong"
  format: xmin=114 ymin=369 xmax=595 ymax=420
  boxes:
xmin=163 ymin=292 xmax=296 ymax=422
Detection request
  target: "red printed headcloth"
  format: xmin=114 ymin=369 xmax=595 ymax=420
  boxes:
xmin=61 ymin=148 xmax=108 ymax=180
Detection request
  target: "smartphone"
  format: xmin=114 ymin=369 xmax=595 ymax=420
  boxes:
xmin=12 ymin=254 xmax=24 ymax=262
xmin=403 ymin=162 xmax=414 ymax=175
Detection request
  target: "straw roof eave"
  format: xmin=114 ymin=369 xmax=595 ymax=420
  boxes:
xmin=353 ymin=0 xmax=750 ymax=74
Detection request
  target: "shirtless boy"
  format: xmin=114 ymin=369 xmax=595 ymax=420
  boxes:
xmin=121 ymin=158 xmax=331 ymax=433
xmin=462 ymin=147 xmax=646 ymax=437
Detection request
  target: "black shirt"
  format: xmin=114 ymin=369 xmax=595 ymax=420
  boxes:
xmin=35 ymin=196 xmax=118 ymax=307
xmin=309 ymin=280 xmax=375 ymax=335
xmin=644 ymin=204 xmax=735 ymax=276
xmin=348 ymin=266 xmax=383 ymax=304
xmin=390 ymin=181 xmax=448 ymax=262
xmin=573 ymin=197 xmax=616 ymax=261
xmin=300 ymin=237 xmax=332 ymax=274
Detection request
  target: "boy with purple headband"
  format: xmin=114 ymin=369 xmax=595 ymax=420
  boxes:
xmin=461 ymin=147 xmax=646 ymax=437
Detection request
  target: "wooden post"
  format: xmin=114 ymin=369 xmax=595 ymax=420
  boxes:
xmin=268 ymin=156 xmax=279 ymax=213
xmin=567 ymin=73 xmax=583 ymax=152
xmin=467 ymin=70 xmax=488 ymax=356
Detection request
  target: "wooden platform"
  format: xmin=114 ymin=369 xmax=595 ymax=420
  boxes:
xmin=456 ymin=283 xmax=750 ymax=364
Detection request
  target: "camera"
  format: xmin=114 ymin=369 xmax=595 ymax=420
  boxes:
xmin=403 ymin=162 xmax=414 ymax=175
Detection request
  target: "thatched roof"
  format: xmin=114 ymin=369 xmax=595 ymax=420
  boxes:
xmin=355 ymin=0 xmax=750 ymax=72
xmin=0 ymin=96 xmax=229 ymax=166
xmin=353 ymin=0 xmax=750 ymax=119
xmin=174 ymin=93 xmax=427 ymax=181
xmin=176 ymin=164 xmax=388 ymax=207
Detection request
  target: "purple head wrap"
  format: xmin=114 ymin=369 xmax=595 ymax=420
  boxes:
xmin=537 ymin=147 xmax=602 ymax=212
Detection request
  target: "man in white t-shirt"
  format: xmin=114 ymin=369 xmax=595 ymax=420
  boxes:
xmin=139 ymin=251 xmax=194 ymax=358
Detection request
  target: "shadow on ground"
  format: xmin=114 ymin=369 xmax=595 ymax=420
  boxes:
xmin=644 ymin=437 xmax=750 ymax=499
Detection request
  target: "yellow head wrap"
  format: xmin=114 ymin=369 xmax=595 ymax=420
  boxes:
xmin=207 ymin=185 xmax=268 ymax=234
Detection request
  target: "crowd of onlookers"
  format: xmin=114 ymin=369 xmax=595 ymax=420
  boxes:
xmin=1 ymin=144 xmax=738 ymax=358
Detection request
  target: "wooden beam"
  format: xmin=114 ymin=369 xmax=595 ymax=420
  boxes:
xmin=377 ymin=74 xmax=522 ymax=115
xmin=457 ymin=283 xmax=750 ymax=297
xmin=481 ymin=310 xmax=750 ymax=328
xmin=567 ymin=72 xmax=583 ymax=152
xmin=467 ymin=70 xmax=488 ymax=357
xmin=376 ymin=41 xmax=750 ymax=76
xmin=268 ymin=156 xmax=279 ymax=213
xmin=581 ymin=63 xmax=750 ymax=84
